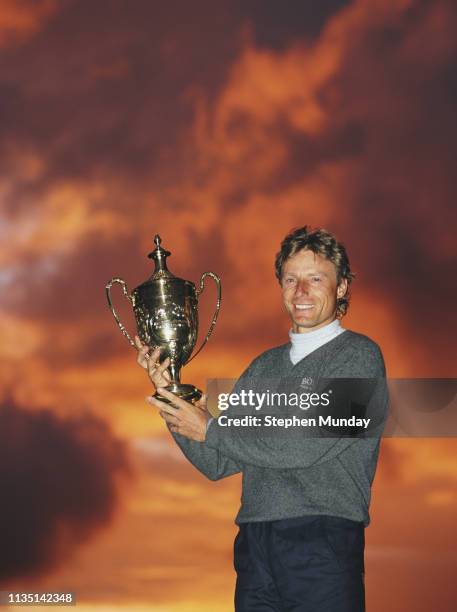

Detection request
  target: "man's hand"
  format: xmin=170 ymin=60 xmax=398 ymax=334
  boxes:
xmin=146 ymin=389 xmax=211 ymax=442
xmin=134 ymin=335 xmax=171 ymax=392
xmin=134 ymin=335 xmax=210 ymax=441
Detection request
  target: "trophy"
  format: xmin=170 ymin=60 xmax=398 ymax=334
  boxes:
xmin=105 ymin=235 xmax=221 ymax=403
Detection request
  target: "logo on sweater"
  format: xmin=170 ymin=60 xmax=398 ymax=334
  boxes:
xmin=300 ymin=377 xmax=313 ymax=390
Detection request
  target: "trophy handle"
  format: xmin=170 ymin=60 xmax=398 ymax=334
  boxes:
xmin=187 ymin=271 xmax=222 ymax=364
xmin=105 ymin=277 xmax=136 ymax=348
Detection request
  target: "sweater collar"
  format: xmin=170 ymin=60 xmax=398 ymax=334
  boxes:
xmin=281 ymin=326 xmax=352 ymax=372
xmin=289 ymin=319 xmax=343 ymax=347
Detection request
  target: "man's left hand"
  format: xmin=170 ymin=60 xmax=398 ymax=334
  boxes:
xmin=146 ymin=389 xmax=210 ymax=442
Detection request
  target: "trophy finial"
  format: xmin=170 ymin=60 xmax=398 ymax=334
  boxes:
xmin=148 ymin=234 xmax=174 ymax=279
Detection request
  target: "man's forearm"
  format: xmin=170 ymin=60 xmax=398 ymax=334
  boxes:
xmin=205 ymin=421 xmax=360 ymax=468
xmin=168 ymin=423 xmax=242 ymax=480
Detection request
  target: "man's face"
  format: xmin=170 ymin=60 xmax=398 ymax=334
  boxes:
xmin=281 ymin=249 xmax=348 ymax=333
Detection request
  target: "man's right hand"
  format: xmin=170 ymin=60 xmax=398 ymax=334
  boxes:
xmin=134 ymin=335 xmax=171 ymax=393
xmin=134 ymin=334 xmax=212 ymax=430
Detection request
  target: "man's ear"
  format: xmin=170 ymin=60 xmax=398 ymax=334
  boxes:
xmin=337 ymin=278 xmax=348 ymax=298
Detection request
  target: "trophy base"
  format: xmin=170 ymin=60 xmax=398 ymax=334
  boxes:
xmin=155 ymin=383 xmax=202 ymax=405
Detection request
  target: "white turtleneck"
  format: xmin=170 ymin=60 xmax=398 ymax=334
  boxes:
xmin=289 ymin=319 xmax=346 ymax=365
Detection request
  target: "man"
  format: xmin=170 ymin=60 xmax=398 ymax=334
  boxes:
xmin=135 ymin=226 xmax=387 ymax=612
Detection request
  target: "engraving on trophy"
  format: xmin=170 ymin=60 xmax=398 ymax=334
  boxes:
xmin=134 ymin=303 xmax=152 ymax=345
xmin=105 ymin=234 xmax=221 ymax=404
xmin=152 ymin=304 xmax=188 ymax=330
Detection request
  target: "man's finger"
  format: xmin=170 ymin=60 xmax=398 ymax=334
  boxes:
xmin=146 ymin=395 xmax=180 ymax=417
xmin=148 ymin=347 xmax=161 ymax=363
xmin=156 ymin=356 xmax=171 ymax=377
xmin=147 ymin=349 xmax=162 ymax=376
xmin=135 ymin=336 xmax=151 ymax=368
xmin=137 ymin=346 xmax=149 ymax=363
xmin=134 ymin=335 xmax=143 ymax=349
xmin=151 ymin=346 xmax=161 ymax=357
xmin=156 ymin=387 xmax=191 ymax=410
xmin=135 ymin=335 xmax=150 ymax=355
xmin=159 ymin=410 xmax=179 ymax=425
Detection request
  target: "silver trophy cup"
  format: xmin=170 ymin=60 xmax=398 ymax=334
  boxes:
xmin=105 ymin=235 xmax=221 ymax=403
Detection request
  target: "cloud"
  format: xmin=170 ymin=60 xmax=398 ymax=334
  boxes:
xmin=0 ymin=398 xmax=131 ymax=582
xmin=176 ymin=0 xmax=457 ymax=372
xmin=0 ymin=0 xmax=58 ymax=48
xmin=0 ymin=0 xmax=455 ymax=382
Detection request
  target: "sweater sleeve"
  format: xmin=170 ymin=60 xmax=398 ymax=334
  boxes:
xmin=205 ymin=341 xmax=388 ymax=469
xmin=164 ymin=362 xmax=259 ymax=481
xmin=168 ymin=425 xmax=242 ymax=480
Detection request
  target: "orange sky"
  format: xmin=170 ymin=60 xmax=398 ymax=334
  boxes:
xmin=0 ymin=0 xmax=456 ymax=610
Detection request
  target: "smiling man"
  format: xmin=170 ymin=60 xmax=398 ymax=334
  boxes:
xmin=281 ymin=249 xmax=348 ymax=331
xmin=138 ymin=226 xmax=388 ymax=612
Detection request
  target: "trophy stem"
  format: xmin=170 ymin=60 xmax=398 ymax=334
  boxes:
xmin=157 ymin=383 xmax=202 ymax=404
xmin=154 ymin=360 xmax=202 ymax=404
xmin=168 ymin=361 xmax=181 ymax=384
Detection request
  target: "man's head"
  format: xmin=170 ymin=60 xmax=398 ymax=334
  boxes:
xmin=275 ymin=226 xmax=355 ymax=333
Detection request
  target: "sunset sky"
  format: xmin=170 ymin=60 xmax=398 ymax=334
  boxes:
xmin=0 ymin=0 xmax=456 ymax=610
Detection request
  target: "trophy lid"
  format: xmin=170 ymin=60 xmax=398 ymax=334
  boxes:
xmin=147 ymin=235 xmax=175 ymax=280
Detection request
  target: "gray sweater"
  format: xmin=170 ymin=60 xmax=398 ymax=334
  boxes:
xmin=169 ymin=330 xmax=387 ymax=526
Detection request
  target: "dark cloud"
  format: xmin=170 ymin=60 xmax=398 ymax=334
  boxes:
xmin=3 ymin=232 xmax=145 ymax=323
xmin=0 ymin=0 xmax=352 ymax=210
xmin=321 ymin=0 xmax=457 ymax=364
xmin=0 ymin=398 xmax=131 ymax=582
xmin=238 ymin=0 xmax=353 ymax=49
xmin=0 ymin=0 xmax=244 ymax=197
xmin=0 ymin=0 xmax=455 ymax=375
xmin=256 ymin=120 xmax=367 ymax=195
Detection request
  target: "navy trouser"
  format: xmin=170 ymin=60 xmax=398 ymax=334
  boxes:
xmin=234 ymin=515 xmax=365 ymax=612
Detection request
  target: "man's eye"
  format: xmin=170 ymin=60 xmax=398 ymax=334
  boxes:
xmin=283 ymin=277 xmax=296 ymax=285
xmin=312 ymin=277 xmax=321 ymax=282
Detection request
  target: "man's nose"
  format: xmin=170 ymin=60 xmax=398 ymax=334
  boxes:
xmin=294 ymin=279 xmax=310 ymax=296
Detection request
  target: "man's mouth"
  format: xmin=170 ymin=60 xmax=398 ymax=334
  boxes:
xmin=294 ymin=304 xmax=314 ymax=310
